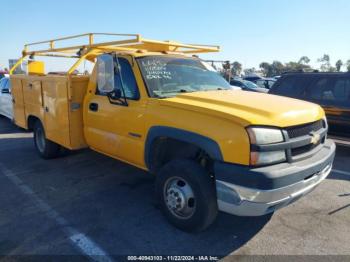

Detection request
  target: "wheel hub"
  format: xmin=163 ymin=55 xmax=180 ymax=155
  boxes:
xmin=166 ymin=187 xmax=185 ymax=211
xmin=164 ymin=177 xmax=196 ymax=219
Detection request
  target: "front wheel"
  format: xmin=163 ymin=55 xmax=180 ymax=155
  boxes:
xmin=33 ymin=120 xmax=61 ymax=159
xmin=155 ymin=159 xmax=218 ymax=232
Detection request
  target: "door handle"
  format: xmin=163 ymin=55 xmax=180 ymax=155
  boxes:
xmin=89 ymin=103 xmax=99 ymax=112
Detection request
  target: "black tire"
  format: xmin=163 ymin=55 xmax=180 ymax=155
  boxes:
xmin=155 ymin=159 xmax=218 ymax=232
xmin=33 ymin=120 xmax=61 ymax=159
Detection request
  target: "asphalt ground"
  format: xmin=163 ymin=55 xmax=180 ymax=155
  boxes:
xmin=0 ymin=116 xmax=349 ymax=261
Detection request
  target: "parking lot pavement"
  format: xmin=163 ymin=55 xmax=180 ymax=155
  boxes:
xmin=0 ymin=116 xmax=349 ymax=259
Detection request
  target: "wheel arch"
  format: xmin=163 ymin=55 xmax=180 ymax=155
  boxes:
xmin=145 ymin=126 xmax=223 ymax=173
xmin=27 ymin=115 xmax=42 ymax=130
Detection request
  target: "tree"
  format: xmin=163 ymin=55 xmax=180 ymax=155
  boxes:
xmin=298 ymin=56 xmax=310 ymax=65
xmin=347 ymin=60 xmax=350 ymax=72
xmin=283 ymin=60 xmax=311 ymax=73
xmin=259 ymin=62 xmax=272 ymax=77
xmin=259 ymin=60 xmax=313 ymax=76
xmin=271 ymin=61 xmax=284 ymax=76
xmin=244 ymin=68 xmax=256 ymax=76
xmin=318 ymin=54 xmax=330 ymax=63
xmin=335 ymin=60 xmax=343 ymax=72
xmin=231 ymin=61 xmax=242 ymax=77
xmin=317 ymin=54 xmax=335 ymax=72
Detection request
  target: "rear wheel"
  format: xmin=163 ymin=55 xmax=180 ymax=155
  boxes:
xmin=155 ymin=159 xmax=218 ymax=232
xmin=33 ymin=120 xmax=61 ymax=159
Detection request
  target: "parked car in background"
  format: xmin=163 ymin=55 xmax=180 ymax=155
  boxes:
xmin=0 ymin=76 xmax=13 ymax=119
xmin=230 ymin=85 xmax=242 ymax=91
xmin=243 ymin=75 xmax=262 ymax=83
xmin=256 ymin=78 xmax=276 ymax=89
xmin=230 ymin=78 xmax=269 ymax=93
xmin=269 ymin=72 xmax=350 ymax=138
xmin=0 ymin=71 xmax=8 ymax=80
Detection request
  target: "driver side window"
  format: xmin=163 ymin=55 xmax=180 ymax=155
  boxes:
xmin=96 ymin=57 xmax=139 ymax=100
xmin=114 ymin=58 xmax=140 ymax=100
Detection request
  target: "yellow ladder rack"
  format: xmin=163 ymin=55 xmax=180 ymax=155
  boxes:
xmin=10 ymin=33 xmax=220 ymax=75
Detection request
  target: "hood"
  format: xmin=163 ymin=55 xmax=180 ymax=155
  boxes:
xmin=159 ymin=90 xmax=325 ymax=127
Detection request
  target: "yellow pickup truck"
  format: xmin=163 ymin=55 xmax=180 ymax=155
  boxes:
xmin=10 ymin=33 xmax=335 ymax=232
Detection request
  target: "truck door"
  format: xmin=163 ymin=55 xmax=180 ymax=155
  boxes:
xmin=84 ymin=55 xmax=147 ymax=168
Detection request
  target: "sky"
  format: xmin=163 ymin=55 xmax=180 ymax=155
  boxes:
xmin=1 ymin=0 xmax=350 ymax=72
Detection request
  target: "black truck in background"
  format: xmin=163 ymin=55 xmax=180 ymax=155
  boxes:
xmin=269 ymin=72 xmax=350 ymax=139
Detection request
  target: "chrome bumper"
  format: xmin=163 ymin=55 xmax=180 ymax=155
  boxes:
xmin=216 ymin=164 xmax=332 ymax=216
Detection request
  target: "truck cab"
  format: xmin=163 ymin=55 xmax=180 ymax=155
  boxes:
xmin=10 ymin=34 xmax=335 ymax=232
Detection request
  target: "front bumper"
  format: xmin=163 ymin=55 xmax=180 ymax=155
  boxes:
xmin=215 ymin=139 xmax=336 ymax=216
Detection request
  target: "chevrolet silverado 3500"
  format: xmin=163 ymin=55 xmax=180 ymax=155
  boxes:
xmin=10 ymin=33 xmax=335 ymax=231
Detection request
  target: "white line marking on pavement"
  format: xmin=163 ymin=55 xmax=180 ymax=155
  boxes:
xmin=0 ymin=133 xmax=33 ymax=139
xmin=332 ymin=169 xmax=350 ymax=177
xmin=0 ymin=163 xmax=114 ymax=262
xmin=70 ymin=234 xmax=112 ymax=257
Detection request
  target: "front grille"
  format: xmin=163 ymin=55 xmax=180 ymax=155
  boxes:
xmin=291 ymin=139 xmax=322 ymax=156
xmin=286 ymin=120 xmax=323 ymax=139
xmin=286 ymin=120 xmax=325 ymax=157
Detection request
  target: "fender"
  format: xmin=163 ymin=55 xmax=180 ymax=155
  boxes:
xmin=144 ymin=126 xmax=223 ymax=171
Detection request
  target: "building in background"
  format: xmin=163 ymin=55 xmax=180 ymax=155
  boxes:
xmin=9 ymin=59 xmax=27 ymax=74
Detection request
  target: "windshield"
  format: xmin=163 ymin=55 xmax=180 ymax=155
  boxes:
xmin=137 ymin=56 xmax=231 ymax=98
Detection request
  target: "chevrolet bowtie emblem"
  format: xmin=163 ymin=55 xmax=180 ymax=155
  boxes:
xmin=310 ymin=132 xmax=321 ymax=145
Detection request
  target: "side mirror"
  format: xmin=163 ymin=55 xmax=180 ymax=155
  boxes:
xmin=97 ymin=54 xmax=115 ymax=94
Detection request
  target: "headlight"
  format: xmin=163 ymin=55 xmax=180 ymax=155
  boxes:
xmin=250 ymin=151 xmax=286 ymax=166
xmin=247 ymin=127 xmax=284 ymax=145
xmin=247 ymin=127 xmax=286 ymax=166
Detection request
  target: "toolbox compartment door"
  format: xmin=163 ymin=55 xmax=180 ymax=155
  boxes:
xmin=10 ymin=77 xmax=26 ymax=127
xmin=68 ymin=76 xmax=89 ymax=149
xmin=42 ymin=79 xmax=70 ymax=148
xmin=22 ymin=78 xmax=45 ymax=127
